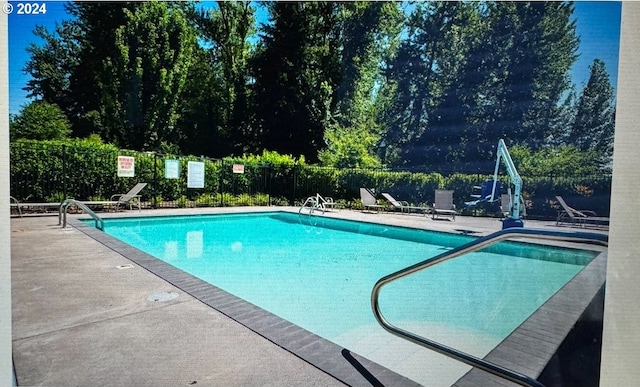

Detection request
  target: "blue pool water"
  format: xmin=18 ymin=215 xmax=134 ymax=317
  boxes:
xmin=100 ymin=212 xmax=597 ymax=385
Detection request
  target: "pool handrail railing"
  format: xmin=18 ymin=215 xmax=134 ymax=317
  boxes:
xmin=371 ymin=227 xmax=608 ymax=387
xmin=58 ymin=198 xmax=105 ymax=231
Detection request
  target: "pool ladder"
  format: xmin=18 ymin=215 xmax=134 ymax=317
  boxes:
xmin=371 ymin=227 xmax=608 ymax=387
xmin=58 ymin=199 xmax=105 ymax=231
xmin=299 ymin=196 xmax=320 ymax=214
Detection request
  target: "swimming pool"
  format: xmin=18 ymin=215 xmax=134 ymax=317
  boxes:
xmin=98 ymin=212 xmax=598 ymax=386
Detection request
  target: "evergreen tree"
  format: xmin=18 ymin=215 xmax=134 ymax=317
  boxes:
xmin=471 ymin=1 xmax=579 ymax=152
xmin=382 ymin=2 xmax=480 ymax=167
xmin=379 ymin=1 xmax=579 ymax=169
xmin=320 ymin=1 xmax=403 ymax=167
xmin=174 ymin=44 xmax=226 ymax=157
xmin=571 ymin=59 xmax=616 ymax=169
xmin=64 ymin=2 xmax=142 ymax=139
xmin=23 ymin=22 xmax=81 ymax=121
xmin=252 ymin=2 xmax=341 ymax=162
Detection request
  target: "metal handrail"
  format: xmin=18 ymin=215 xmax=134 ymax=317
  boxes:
xmin=371 ymin=228 xmax=608 ymax=387
xmin=299 ymin=196 xmax=320 ymax=214
xmin=58 ymin=199 xmax=105 ymax=231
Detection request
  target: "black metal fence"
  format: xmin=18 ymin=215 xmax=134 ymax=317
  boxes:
xmin=10 ymin=141 xmax=612 ymax=219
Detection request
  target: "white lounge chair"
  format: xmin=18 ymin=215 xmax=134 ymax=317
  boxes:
xmin=65 ymin=182 xmax=148 ymax=212
xmin=317 ymin=194 xmax=337 ymax=212
xmin=360 ymin=188 xmax=387 ymax=213
xmin=381 ymin=192 xmax=430 ymax=215
xmin=432 ymin=190 xmax=456 ymax=221
xmin=110 ymin=182 xmax=148 ymax=210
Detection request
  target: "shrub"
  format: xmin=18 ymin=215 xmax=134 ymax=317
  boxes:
xmin=45 ymin=192 xmax=66 ymax=203
xmin=195 ymin=193 xmax=217 ymax=207
xmin=236 ymin=193 xmax=253 ymax=206
xmin=253 ymin=193 xmax=270 ymax=206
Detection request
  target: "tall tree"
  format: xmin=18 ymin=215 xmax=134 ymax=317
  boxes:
xmin=319 ymin=1 xmax=403 ymax=167
xmin=23 ymin=2 xmax=144 ymax=139
xmin=381 ymin=2 xmax=480 ymax=167
xmin=252 ymin=2 xmax=341 ymax=162
xmin=64 ymin=2 xmax=142 ymax=138
xmin=380 ymin=1 xmax=579 ymax=169
xmin=174 ymin=44 xmax=226 ymax=157
xmin=191 ymin=1 xmax=256 ymax=156
xmin=470 ymin=2 xmax=578 ymax=151
xmin=334 ymin=2 xmax=402 ymax=127
xmin=107 ymin=1 xmax=197 ymax=151
xmin=23 ymin=22 xmax=81 ymax=119
xmin=571 ymin=59 xmax=616 ymax=168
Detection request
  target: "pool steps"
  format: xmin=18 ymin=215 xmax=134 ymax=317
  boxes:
xmin=372 ymin=227 xmax=608 ymax=387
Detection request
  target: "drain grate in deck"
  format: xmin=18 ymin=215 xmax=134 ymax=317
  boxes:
xmin=147 ymin=291 xmax=179 ymax=303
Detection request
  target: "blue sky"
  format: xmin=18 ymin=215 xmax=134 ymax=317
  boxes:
xmin=7 ymin=1 xmax=621 ymax=116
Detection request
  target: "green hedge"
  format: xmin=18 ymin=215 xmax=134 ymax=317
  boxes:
xmin=10 ymin=139 xmax=611 ymax=219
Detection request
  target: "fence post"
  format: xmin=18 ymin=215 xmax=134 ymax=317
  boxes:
xmin=267 ymin=164 xmax=272 ymax=206
xmin=153 ymin=152 xmax=158 ymax=209
xmin=219 ymin=159 xmax=224 ymax=207
xmin=291 ymin=164 xmax=298 ymax=205
xmin=62 ymin=144 xmax=67 ymax=199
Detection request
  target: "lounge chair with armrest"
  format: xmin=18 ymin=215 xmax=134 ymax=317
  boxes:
xmin=381 ymin=192 xmax=430 ymax=215
xmin=555 ymin=195 xmax=609 ymax=228
xmin=432 ymin=189 xmax=456 ymax=221
xmin=360 ymin=188 xmax=387 ymax=213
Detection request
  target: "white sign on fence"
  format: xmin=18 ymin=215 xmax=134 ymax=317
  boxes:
xmin=117 ymin=156 xmax=135 ymax=177
xmin=232 ymin=164 xmax=245 ymax=174
xmin=165 ymin=159 xmax=180 ymax=179
xmin=187 ymin=161 xmax=205 ymax=188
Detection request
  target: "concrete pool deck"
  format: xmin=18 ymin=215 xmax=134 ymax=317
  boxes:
xmin=11 ymin=207 xmax=608 ymax=386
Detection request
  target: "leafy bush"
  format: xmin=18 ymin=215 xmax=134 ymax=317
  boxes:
xmin=253 ymin=193 xmax=270 ymax=206
xmin=270 ymin=196 xmax=290 ymax=206
xmin=195 ymin=193 xmax=217 ymax=207
xmin=218 ymin=193 xmax=234 ymax=206
xmin=318 ymin=124 xmax=380 ymax=168
xmin=235 ymin=193 xmax=253 ymax=206
xmin=45 ymin=192 xmax=66 ymax=203
xmin=176 ymin=195 xmax=190 ymax=208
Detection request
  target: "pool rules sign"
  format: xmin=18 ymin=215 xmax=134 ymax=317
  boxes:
xmin=117 ymin=156 xmax=135 ymax=177
xmin=187 ymin=161 xmax=205 ymax=188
